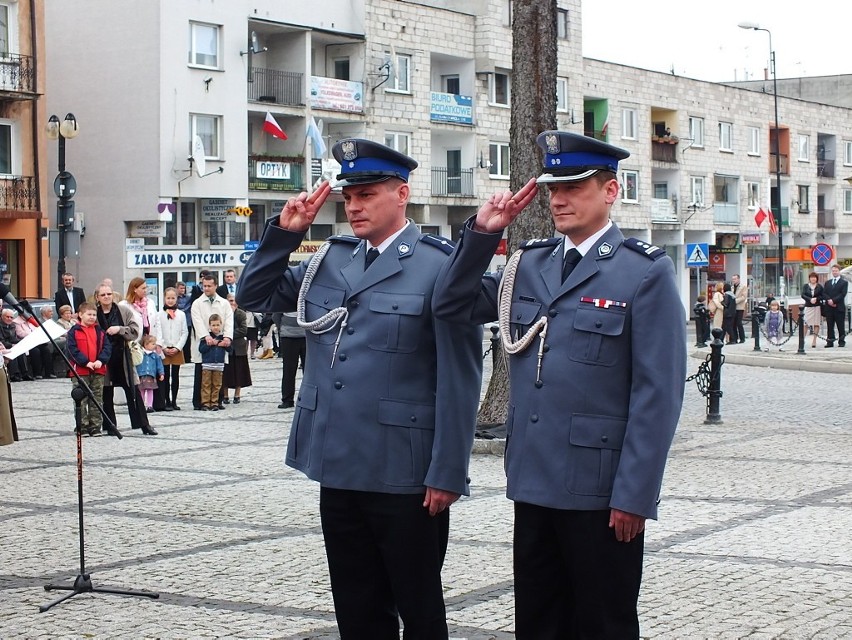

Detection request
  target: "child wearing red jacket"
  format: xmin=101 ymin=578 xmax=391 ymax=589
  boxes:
xmin=66 ymin=302 xmax=112 ymax=436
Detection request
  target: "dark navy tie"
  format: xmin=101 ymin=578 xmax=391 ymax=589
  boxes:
xmin=365 ymin=248 xmax=380 ymax=270
xmin=562 ymin=248 xmax=582 ymax=282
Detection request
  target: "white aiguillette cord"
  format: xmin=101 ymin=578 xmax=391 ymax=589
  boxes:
xmin=497 ymin=248 xmax=549 ymax=383
xmin=296 ymin=241 xmax=349 ymax=367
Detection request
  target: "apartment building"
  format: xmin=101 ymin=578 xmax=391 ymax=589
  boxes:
xmin=0 ymin=0 xmax=48 ymax=298
xmin=44 ymin=0 xmax=852 ymax=312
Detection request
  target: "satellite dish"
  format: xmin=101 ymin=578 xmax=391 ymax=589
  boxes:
xmin=191 ymin=135 xmax=206 ymax=177
xmin=251 ymin=31 xmax=266 ymax=54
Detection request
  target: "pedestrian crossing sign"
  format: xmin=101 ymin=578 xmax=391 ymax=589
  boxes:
xmin=686 ymin=243 xmax=709 ymax=267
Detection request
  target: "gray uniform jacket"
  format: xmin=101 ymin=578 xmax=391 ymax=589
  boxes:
xmin=432 ymin=221 xmax=686 ymax=519
xmin=237 ymin=221 xmax=483 ymax=496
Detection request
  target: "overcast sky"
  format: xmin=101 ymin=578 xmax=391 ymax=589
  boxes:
xmin=582 ymin=0 xmax=848 ymax=82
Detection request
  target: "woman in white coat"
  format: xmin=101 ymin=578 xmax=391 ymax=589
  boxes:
xmin=157 ymin=287 xmax=188 ymax=410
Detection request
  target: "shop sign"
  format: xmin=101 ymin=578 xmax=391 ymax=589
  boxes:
xmin=130 ymin=220 xmax=166 ymax=237
xmin=201 ymin=199 xmax=235 ymax=222
xmin=741 ymin=233 xmax=761 ymax=244
xmin=126 ymin=248 xmax=246 ymax=269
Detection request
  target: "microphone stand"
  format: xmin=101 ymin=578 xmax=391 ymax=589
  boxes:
xmin=11 ymin=301 xmax=160 ymax=611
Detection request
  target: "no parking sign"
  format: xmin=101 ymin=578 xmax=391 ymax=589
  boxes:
xmin=811 ymin=243 xmax=834 ymax=267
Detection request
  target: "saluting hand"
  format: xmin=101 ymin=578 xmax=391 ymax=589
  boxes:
xmin=423 ymin=487 xmax=460 ymax=516
xmin=472 ymin=177 xmax=539 ymax=233
xmin=278 ymin=181 xmax=333 ymax=232
xmin=609 ymin=508 xmax=646 ymax=543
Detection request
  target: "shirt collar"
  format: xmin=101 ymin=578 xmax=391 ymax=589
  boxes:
xmin=563 ymin=220 xmax=612 ymax=257
xmin=367 ymin=221 xmax=410 ymax=254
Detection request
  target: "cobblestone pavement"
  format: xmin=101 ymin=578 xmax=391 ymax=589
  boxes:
xmin=1 ymin=334 xmax=851 ymax=639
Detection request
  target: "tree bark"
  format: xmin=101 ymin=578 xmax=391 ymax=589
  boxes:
xmin=477 ymin=0 xmax=558 ymax=427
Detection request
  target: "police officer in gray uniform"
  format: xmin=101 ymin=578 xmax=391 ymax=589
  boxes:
xmin=237 ymin=139 xmax=482 ymax=639
xmin=432 ymin=131 xmax=686 ymax=639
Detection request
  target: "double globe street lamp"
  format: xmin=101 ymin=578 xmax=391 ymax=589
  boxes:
xmin=46 ymin=113 xmax=80 ymax=290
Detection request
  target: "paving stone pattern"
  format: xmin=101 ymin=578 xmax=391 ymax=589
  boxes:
xmin=1 ymin=337 xmax=850 ymax=639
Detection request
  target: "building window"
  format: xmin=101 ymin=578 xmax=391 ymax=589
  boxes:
xmin=248 ymin=203 xmax=266 ymax=242
xmin=747 ymin=181 xmax=760 ymax=209
xmin=188 ymin=22 xmax=219 ymax=68
xmin=503 ymin=0 xmax=512 ymax=26
xmin=621 ymin=170 xmax=638 ymax=202
xmin=557 ymin=9 xmax=570 ymax=39
xmin=653 ymin=182 xmax=668 ymax=199
xmin=748 ymin=126 xmax=760 ymax=155
xmin=714 ymin=175 xmax=738 ymax=204
xmin=190 ymin=114 xmax=221 ymax=160
xmin=209 ymin=219 xmax=248 ymax=248
xmin=690 ymin=176 xmax=705 ymax=206
xmin=719 ymin=122 xmax=733 ymax=152
xmin=689 ymin=117 xmax=704 ymax=148
xmin=0 ymin=5 xmax=9 ymax=55
xmin=0 ymin=120 xmax=14 ymax=175
xmin=307 ymin=223 xmax=333 ymax=240
xmin=384 ymin=131 xmax=411 ymax=156
xmin=443 ymin=75 xmax=460 ymax=95
xmin=489 ymin=142 xmax=510 ymax=178
xmin=153 ymin=202 xmax=197 ymax=247
xmin=621 ymin=108 xmax=637 ymax=140
xmin=798 ymin=135 xmax=809 ymax=161
xmin=556 ymin=77 xmax=568 ymax=113
xmin=844 ymin=189 xmax=852 ymax=214
xmin=797 ymin=185 xmax=810 ymax=212
xmin=489 ymin=71 xmax=510 ymax=106
xmin=844 ymin=140 xmax=852 ymax=166
xmin=333 ymin=57 xmax=350 ymax=80
xmin=388 ymin=52 xmax=411 ymax=92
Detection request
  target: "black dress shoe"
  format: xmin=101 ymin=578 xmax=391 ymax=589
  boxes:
xmin=142 ymin=426 xmax=158 ymax=435
xmin=826 ymin=343 xmax=834 ymax=348
xmin=278 ymin=401 xmax=294 ymax=409
xmin=222 ymin=397 xmax=230 ymax=404
xmin=10 ymin=376 xmax=22 ymax=382
xmin=233 ymin=397 xmax=240 ymax=404
xmin=217 ymin=403 xmax=226 ymax=410
xmin=172 ymin=405 xmax=181 ymax=411
xmin=22 ymin=375 xmax=35 ymax=381
xmin=839 ymin=342 xmax=846 ymax=347
xmin=164 ymin=405 xmax=174 ymax=411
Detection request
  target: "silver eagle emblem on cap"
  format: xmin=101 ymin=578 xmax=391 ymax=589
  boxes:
xmin=341 ymin=140 xmax=357 ymax=161
xmin=545 ymin=134 xmax=560 ymax=154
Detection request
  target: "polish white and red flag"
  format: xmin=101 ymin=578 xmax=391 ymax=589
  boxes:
xmin=263 ymin=112 xmax=288 ymax=140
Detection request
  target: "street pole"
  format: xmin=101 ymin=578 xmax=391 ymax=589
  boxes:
xmin=47 ymin=114 xmax=79 ymax=291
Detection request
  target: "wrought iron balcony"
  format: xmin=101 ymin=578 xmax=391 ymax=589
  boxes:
xmin=431 ymin=167 xmax=474 ymax=197
xmin=0 ymin=54 xmax=36 ymax=96
xmin=0 ymin=175 xmax=37 ymax=212
xmin=248 ymin=68 xmax=303 ymax=106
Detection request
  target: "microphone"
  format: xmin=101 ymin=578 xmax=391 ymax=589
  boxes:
xmin=0 ymin=282 xmax=39 ymax=327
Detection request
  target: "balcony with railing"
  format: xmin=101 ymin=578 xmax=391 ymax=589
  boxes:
xmin=713 ymin=203 xmax=739 ymax=225
xmin=769 ymin=153 xmax=789 ymax=175
xmin=817 ymin=159 xmax=835 ymax=178
xmin=0 ymin=176 xmax=37 ymax=213
xmin=0 ymin=54 xmax=36 ymax=97
xmin=651 ymin=136 xmax=678 ymax=163
xmin=818 ymin=209 xmax=836 ymax=228
xmin=431 ymin=167 xmax=474 ymax=197
xmin=248 ymin=68 xmax=303 ymax=106
xmin=248 ymin=156 xmax=304 ymax=192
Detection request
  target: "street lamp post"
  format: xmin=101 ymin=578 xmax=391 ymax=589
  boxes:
xmin=739 ymin=22 xmax=784 ymax=300
xmin=46 ymin=113 xmax=80 ymax=292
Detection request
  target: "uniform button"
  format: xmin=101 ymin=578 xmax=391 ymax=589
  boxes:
xmin=548 ymin=308 xmax=558 ymax=317
xmin=465 ymin=476 xmax=471 ymax=484
xmin=595 ymin=320 xmax=603 ymax=328
xmin=350 ymin=300 xmax=359 ymax=307
xmin=334 ymin=381 xmax=343 ymax=389
xmin=601 ymin=435 xmax=608 ymax=443
xmin=530 ymin=414 xmax=539 ymax=422
xmin=516 ymin=313 xmax=522 ymax=320
xmin=324 ymin=298 xmax=329 ymax=304
xmin=410 ymin=415 xmax=417 ymax=422
xmin=392 ymin=303 xmax=399 ymax=310
xmin=339 ymin=354 xmax=347 ymax=361
xmin=542 ymin=344 xmax=550 ymax=352
xmin=347 ymin=327 xmax=355 ymax=335
xmin=535 ymin=380 xmax=543 ymax=388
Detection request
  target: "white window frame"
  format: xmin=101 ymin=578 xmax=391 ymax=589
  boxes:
xmin=188 ymin=21 xmax=220 ymax=69
xmin=387 ymin=52 xmax=411 ymax=93
xmin=0 ymin=2 xmax=19 ymax=57
xmin=797 ymin=184 xmax=810 ymax=213
xmin=503 ymin=0 xmax=512 ymax=26
xmin=689 ymin=117 xmax=704 ymax=148
xmin=621 ymin=170 xmax=638 ymax=202
xmin=556 ymin=77 xmax=569 ymax=113
xmin=557 ymin=8 xmax=570 ymax=39
xmin=190 ymin=113 xmax=222 ymax=160
xmin=489 ymin=142 xmax=510 ymax=179
xmin=844 ymin=140 xmax=852 ymax=166
xmin=384 ymin=131 xmax=411 ymax=156
xmin=153 ymin=202 xmax=198 ymax=248
xmin=798 ymin=134 xmax=810 ymax=162
xmin=719 ymin=122 xmax=733 ymax=152
xmin=209 ymin=218 xmax=249 ymax=249
xmin=0 ymin=118 xmax=19 ymax=177
xmin=748 ymin=126 xmax=760 ymax=156
xmin=621 ymin=108 xmax=637 ymax=140
xmin=489 ymin=71 xmax=511 ymax=107
xmin=747 ymin=181 xmax=760 ymax=210
xmin=690 ymin=176 xmax=705 ymax=207
xmin=844 ymin=188 xmax=852 ymax=214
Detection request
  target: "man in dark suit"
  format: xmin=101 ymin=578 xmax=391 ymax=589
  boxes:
xmin=432 ymin=131 xmax=686 ymax=639
xmin=237 ymin=139 xmax=482 ymax=639
xmin=54 ymin=272 xmax=86 ymax=315
xmin=216 ymin=269 xmax=238 ymax=299
xmin=822 ymin=263 xmax=848 ymax=347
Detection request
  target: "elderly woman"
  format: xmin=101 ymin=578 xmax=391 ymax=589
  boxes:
xmin=95 ymin=283 xmax=156 ymax=435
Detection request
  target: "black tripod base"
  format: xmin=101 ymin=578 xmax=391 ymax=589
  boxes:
xmin=40 ymin=573 xmax=159 ymax=612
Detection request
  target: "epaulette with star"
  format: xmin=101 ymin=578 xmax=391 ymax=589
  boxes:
xmin=520 ymin=238 xmax=561 ymax=249
xmin=623 ymin=238 xmax=666 ymax=260
xmin=327 ymin=234 xmax=359 ymax=244
xmin=420 ymin=234 xmax=455 ymax=254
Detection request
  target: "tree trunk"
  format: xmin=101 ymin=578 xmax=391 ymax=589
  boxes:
xmin=477 ymin=0 xmax=558 ymax=427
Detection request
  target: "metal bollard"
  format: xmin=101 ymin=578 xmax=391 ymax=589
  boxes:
xmin=752 ymin=313 xmax=761 ymax=352
xmin=490 ymin=325 xmax=500 ymax=368
xmin=797 ymin=305 xmax=806 ymax=354
xmin=705 ymin=327 xmax=724 ymax=425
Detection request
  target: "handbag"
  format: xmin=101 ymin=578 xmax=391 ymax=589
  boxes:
xmin=127 ymin=339 xmax=144 ymax=366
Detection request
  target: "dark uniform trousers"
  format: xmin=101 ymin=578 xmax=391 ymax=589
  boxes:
xmin=320 ymin=487 xmax=450 ymax=640
xmin=514 ymin=503 xmax=644 ymax=640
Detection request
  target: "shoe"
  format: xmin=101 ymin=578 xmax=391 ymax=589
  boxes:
xmin=839 ymin=342 xmax=846 ymax=347
xmin=132 ymin=424 xmax=141 ymax=429
xmin=211 ymin=406 xmax=219 ymax=411
xmin=146 ymin=407 xmax=155 ymax=413
xmin=233 ymin=397 xmax=240 ymax=404
xmin=35 ymin=375 xmax=43 ymax=380
xmin=142 ymin=426 xmax=158 ymax=435
xmin=172 ymin=404 xmax=181 ymax=411
xmin=260 ymin=350 xmax=275 ymax=360
xmin=22 ymin=375 xmax=34 ymax=381
xmin=826 ymin=343 xmax=834 ymax=348
xmin=164 ymin=405 xmax=174 ymax=411
xmin=217 ymin=403 xmax=226 ymax=410
xmin=90 ymin=430 xmax=103 ymax=437
xmin=222 ymin=397 xmax=230 ymax=404
xmin=194 ymin=405 xmax=202 ymax=410
xmin=10 ymin=376 xmax=21 ymax=382
xmin=278 ymin=401 xmax=294 ymax=409
xmin=47 ymin=374 xmax=57 ymax=379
